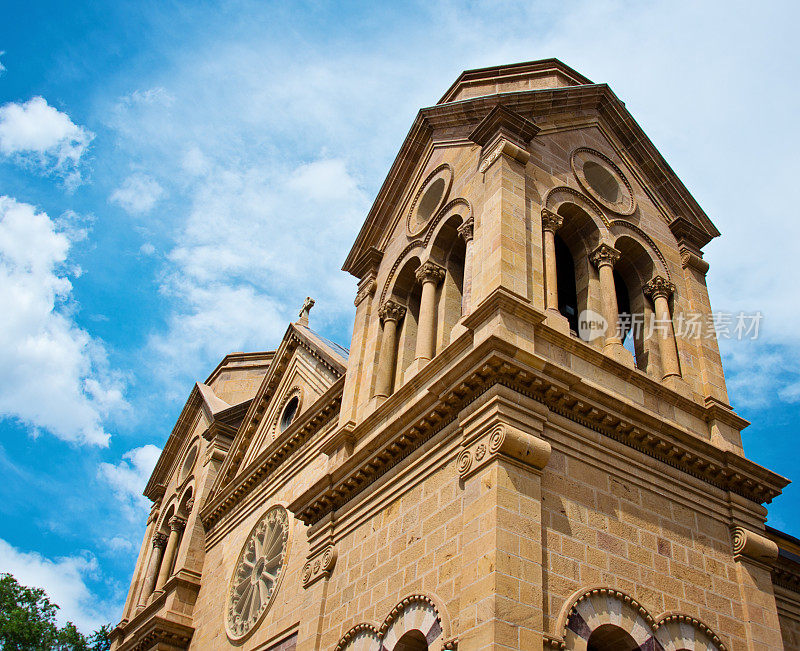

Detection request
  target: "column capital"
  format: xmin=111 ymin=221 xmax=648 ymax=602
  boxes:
xmin=541 ymin=208 xmax=564 ymax=233
xmin=153 ymin=532 xmax=168 ymax=549
xmin=415 ymin=261 xmax=446 ymax=285
xmin=590 ymin=243 xmax=621 ymax=269
xmin=457 ymin=217 xmax=474 ymax=243
xmin=644 ymin=275 xmax=676 ymax=301
xmin=168 ymin=516 xmax=186 ymax=532
xmin=378 ymin=300 xmax=406 ymax=324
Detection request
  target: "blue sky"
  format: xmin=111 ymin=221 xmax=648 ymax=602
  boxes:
xmin=0 ymin=0 xmax=798 ymax=633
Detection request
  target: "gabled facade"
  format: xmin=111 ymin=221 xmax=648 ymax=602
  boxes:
xmin=112 ymin=60 xmax=800 ymax=651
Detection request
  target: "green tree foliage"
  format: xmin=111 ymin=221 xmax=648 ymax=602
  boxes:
xmin=0 ymin=573 xmax=111 ymax=650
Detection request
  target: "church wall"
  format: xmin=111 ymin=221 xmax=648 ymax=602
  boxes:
xmin=777 ymin=588 xmax=800 ymax=651
xmin=190 ymin=430 xmax=331 ymax=650
xmin=540 ymin=415 xmax=754 ymax=650
xmin=316 ymin=456 xmax=463 ymax=649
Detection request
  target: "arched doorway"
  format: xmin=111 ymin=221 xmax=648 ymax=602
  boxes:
xmin=587 ymin=623 xmax=639 ymax=651
xmin=394 ymin=629 xmax=428 ymax=651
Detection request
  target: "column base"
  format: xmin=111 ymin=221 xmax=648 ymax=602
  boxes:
xmin=404 ymin=357 xmax=430 ymax=380
xmin=603 ymin=341 xmax=635 ymax=368
xmin=544 ymin=309 xmax=571 ymax=335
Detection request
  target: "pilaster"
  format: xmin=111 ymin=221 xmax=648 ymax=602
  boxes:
xmin=469 ymin=105 xmax=538 ymax=311
xmin=458 ymin=387 xmax=551 ymax=650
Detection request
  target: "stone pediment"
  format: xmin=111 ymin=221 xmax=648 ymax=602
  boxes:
xmin=343 ymin=60 xmax=719 ymax=278
xmin=209 ymin=322 xmax=348 ymax=496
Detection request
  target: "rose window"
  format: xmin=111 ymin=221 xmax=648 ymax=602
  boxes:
xmin=226 ymin=505 xmax=289 ymax=640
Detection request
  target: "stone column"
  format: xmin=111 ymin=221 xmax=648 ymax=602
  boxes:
xmin=374 ymin=301 xmax=406 ymax=399
xmin=590 ymin=243 xmax=623 ymax=350
xmin=644 ymin=275 xmax=681 ymax=380
xmin=154 ymin=516 xmax=185 ymax=593
xmin=414 ymin=261 xmax=446 ymax=363
xmin=137 ymin=532 xmax=167 ymax=610
xmin=541 ymin=209 xmax=564 ymax=313
xmin=457 ymin=217 xmax=475 ymax=315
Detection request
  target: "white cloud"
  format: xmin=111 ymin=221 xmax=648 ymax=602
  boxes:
xmin=0 ymin=538 xmax=117 ymax=632
xmin=0 ymin=97 xmax=93 ymax=187
xmin=0 ymin=51 xmax=5 ymax=75
xmin=98 ymin=444 xmax=161 ymax=517
xmin=110 ymin=173 xmax=166 ymax=214
xmin=0 ymin=196 xmax=126 ymax=445
xmin=139 ymin=242 xmax=156 ymax=256
xmin=104 ymin=536 xmax=135 ymax=555
xmin=146 ymin=157 xmax=366 ymax=383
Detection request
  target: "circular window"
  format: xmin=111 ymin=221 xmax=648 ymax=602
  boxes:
xmin=406 ymin=164 xmax=452 ymax=236
xmin=226 ymin=506 xmax=290 ymax=641
xmin=179 ymin=444 xmax=198 ymax=483
xmin=583 ymin=161 xmax=620 ymax=203
xmin=571 ymin=148 xmax=636 ymax=215
xmin=279 ymin=396 xmax=299 ymax=432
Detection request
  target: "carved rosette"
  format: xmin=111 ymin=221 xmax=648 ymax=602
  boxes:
xmin=302 ymin=544 xmax=337 ymax=588
xmin=590 ymin=243 xmax=621 ymax=269
xmin=378 ymin=300 xmax=406 ymax=325
xmin=541 ymin=208 xmax=564 ymax=233
xmin=643 ymin=275 xmax=676 ymax=302
xmin=226 ymin=506 xmax=290 ymax=641
xmin=459 ymin=422 xmax=551 ymax=480
xmin=415 ymin=261 xmax=446 ymax=286
xmin=457 ymin=217 xmax=474 ymax=243
xmin=152 ymin=532 xmax=168 ymax=549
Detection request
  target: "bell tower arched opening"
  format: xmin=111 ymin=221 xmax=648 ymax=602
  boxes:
xmin=586 ymin=623 xmax=639 ymax=651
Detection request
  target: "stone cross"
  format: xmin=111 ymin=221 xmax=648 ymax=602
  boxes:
xmin=298 ymin=297 xmax=315 ymax=326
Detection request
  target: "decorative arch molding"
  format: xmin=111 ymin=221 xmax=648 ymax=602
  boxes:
xmin=543 ymin=185 xmax=611 ymax=231
xmin=406 ymin=164 xmax=453 ymax=237
xmin=155 ymin=497 xmax=178 ymax=532
xmin=610 ymin=219 xmax=671 ymax=281
xmin=571 ymin=146 xmax=637 ymax=216
xmin=271 ymin=385 xmax=304 ymax=438
xmin=379 ymin=243 xmax=425 ymax=306
xmin=335 ymin=594 xmax=456 ymax=651
xmin=546 ymin=587 xmax=727 ymax=651
xmin=422 ymin=198 xmax=472 ymax=248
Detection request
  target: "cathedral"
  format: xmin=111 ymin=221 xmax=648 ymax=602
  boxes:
xmin=110 ymin=60 xmax=800 ymax=651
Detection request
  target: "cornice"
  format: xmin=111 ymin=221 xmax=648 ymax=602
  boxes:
xmin=200 ymin=378 xmax=344 ymax=530
xmin=289 ymin=341 xmax=786 ymax=527
xmin=344 ymin=81 xmax=719 ymax=275
xmin=144 ymin=389 xmax=203 ymax=500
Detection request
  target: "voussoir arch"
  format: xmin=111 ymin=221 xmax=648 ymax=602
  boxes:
xmin=544 ymin=186 xmax=611 ymax=232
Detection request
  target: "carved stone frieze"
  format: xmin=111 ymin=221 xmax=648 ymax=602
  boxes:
xmin=459 ymin=421 xmax=551 ymax=480
xmin=302 ymin=544 xmax=337 ymax=588
xmin=732 ymin=526 xmax=779 ymax=565
xmin=541 ymin=208 xmax=564 ymax=233
xmin=378 ymin=300 xmax=407 ymax=324
xmin=415 ymin=261 xmax=446 ymax=285
xmin=644 ymin=275 xmax=676 ymax=301
xmin=589 ymin=243 xmax=621 ymax=269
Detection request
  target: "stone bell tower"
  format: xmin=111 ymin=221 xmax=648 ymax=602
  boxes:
xmin=292 ymin=59 xmax=793 ymax=650
xmin=111 ymin=59 xmax=800 ymax=651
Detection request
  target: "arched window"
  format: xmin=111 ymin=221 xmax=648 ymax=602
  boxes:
xmin=614 ymin=236 xmax=657 ymax=373
xmin=587 ymin=624 xmax=639 ymax=651
xmin=395 ymin=630 xmax=428 ymax=651
xmin=280 ymin=395 xmax=299 ymax=432
xmin=555 ymin=234 xmax=579 ymax=334
xmin=430 ymin=215 xmax=466 ymax=351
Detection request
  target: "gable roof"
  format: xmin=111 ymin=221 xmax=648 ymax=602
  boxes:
xmin=343 ymin=59 xmax=720 ymax=276
xmin=210 ymin=321 xmax=348 ymax=493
